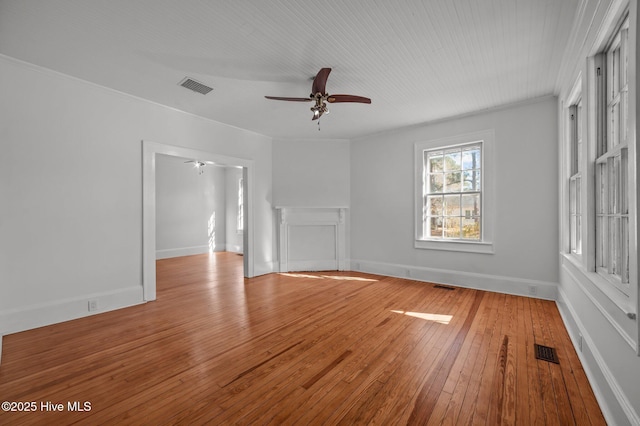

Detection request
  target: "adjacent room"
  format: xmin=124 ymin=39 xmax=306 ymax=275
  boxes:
xmin=0 ymin=0 xmax=638 ymax=424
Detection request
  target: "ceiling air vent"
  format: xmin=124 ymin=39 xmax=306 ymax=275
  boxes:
xmin=178 ymin=77 xmax=213 ymax=95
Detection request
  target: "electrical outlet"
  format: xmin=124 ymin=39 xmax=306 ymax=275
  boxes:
xmin=578 ymin=333 xmax=583 ymax=352
xmin=88 ymin=300 xmax=98 ymax=312
xmin=528 ymin=286 xmax=537 ymax=296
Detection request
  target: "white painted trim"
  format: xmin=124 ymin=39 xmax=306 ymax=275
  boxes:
xmin=350 ymin=259 xmax=557 ymax=300
xmin=254 ymin=261 xmax=276 ymax=277
xmin=276 ymin=207 xmax=347 ymax=272
xmin=0 ymin=286 xmax=144 ymax=336
xmin=225 ymin=244 xmax=243 ymax=254
xmin=142 ymin=140 xmax=256 ymax=302
xmin=414 ymin=130 xmax=495 ymax=254
xmin=557 ymin=287 xmax=640 ymax=426
xmin=156 ymin=245 xmax=217 ymax=260
xmin=562 ymin=254 xmax=637 ymax=349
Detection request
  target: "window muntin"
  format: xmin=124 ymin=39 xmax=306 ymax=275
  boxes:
xmin=422 ymin=142 xmax=482 ymax=241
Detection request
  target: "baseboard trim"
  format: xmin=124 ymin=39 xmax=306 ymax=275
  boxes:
xmin=225 ymin=244 xmax=243 ymax=254
xmin=156 ymin=245 xmax=213 ymax=259
xmin=0 ymin=285 xmax=144 ymax=337
xmin=556 ymin=287 xmax=640 ymax=426
xmin=254 ymin=261 xmax=276 ymax=277
xmin=350 ymin=259 xmax=557 ymax=300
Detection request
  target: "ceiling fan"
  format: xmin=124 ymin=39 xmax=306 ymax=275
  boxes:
xmin=265 ymin=68 xmax=371 ymax=120
xmin=184 ymin=159 xmax=214 ymax=175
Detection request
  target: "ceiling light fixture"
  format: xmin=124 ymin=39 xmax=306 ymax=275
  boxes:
xmin=184 ymin=160 xmax=207 ymax=175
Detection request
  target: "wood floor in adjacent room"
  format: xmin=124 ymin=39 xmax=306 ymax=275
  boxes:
xmin=0 ymin=252 xmax=605 ymax=425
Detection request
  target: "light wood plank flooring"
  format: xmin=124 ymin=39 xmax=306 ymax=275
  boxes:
xmin=0 ymin=252 xmax=605 ymax=425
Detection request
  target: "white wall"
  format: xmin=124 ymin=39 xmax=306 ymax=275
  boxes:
xmin=0 ymin=55 xmax=273 ymax=336
xmin=554 ymin=0 xmax=640 ymax=424
xmin=156 ymin=155 xmax=227 ymax=258
xmin=272 ymin=138 xmax=350 ymax=207
xmin=350 ymin=96 xmax=559 ymax=298
xmin=272 ymin=138 xmax=351 ymax=267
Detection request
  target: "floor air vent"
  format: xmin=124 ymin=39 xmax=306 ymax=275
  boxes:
xmin=178 ymin=77 xmax=214 ymax=95
xmin=534 ymin=343 xmax=559 ymax=364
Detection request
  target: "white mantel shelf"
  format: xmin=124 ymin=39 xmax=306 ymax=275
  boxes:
xmin=275 ymin=206 xmax=348 ymax=272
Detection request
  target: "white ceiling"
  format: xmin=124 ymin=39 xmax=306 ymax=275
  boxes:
xmin=0 ymin=0 xmax=579 ymax=140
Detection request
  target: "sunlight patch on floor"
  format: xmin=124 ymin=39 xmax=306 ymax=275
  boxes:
xmin=391 ymin=310 xmax=453 ymax=324
xmin=280 ymin=273 xmax=377 ymax=282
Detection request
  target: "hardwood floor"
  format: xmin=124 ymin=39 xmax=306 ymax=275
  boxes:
xmin=0 ymin=252 xmax=605 ymax=425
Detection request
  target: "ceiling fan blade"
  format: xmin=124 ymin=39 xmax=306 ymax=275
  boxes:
xmin=312 ymin=68 xmax=331 ymax=95
xmin=265 ymin=96 xmax=312 ymax=102
xmin=327 ymin=94 xmax=371 ymax=104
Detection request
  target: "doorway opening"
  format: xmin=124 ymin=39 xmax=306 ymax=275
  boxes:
xmin=142 ymin=140 xmax=254 ymax=301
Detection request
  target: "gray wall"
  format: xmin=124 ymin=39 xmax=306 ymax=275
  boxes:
xmin=156 ymin=155 xmax=227 ymax=258
xmin=350 ymin=97 xmax=559 ymax=295
xmin=0 ymin=55 xmax=273 ymax=335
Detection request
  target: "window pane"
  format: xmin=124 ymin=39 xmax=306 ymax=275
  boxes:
xmin=570 ymin=215 xmax=577 ymax=252
xmin=576 ymin=215 xmax=582 ymax=254
xmin=461 ymin=193 xmax=480 ymax=217
xmin=428 ymin=217 xmax=443 ymax=238
xmin=427 ymin=195 xmax=443 ymax=216
xmin=610 ymin=156 xmax=619 ymax=213
xmin=611 ymin=103 xmax=619 ymax=148
xmin=444 ymin=194 xmax=460 ymax=216
xmin=462 ymin=170 xmax=480 ymax=191
xmin=429 ymin=173 xmax=444 ymax=192
xmin=444 ymin=171 xmax=462 ymax=192
xmin=610 ymin=217 xmax=619 ymax=275
xmin=462 ymin=217 xmax=480 ymax=240
xmin=444 ymin=150 xmax=461 ymax=171
xmin=444 ymin=217 xmax=461 ymax=238
xmin=462 ymin=147 xmax=481 ymax=170
xmin=597 ymin=164 xmax=606 ymax=214
xmin=427 ymin=152 xmax=444 ymax=172
xmin=570 ymin=179 xmax=576 ymax=215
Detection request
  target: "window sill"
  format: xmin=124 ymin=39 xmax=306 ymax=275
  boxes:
xmin=562 ymin=253 xmax=636 ymax=318
xmin=415 ymin=239 xmax=494 ymax=254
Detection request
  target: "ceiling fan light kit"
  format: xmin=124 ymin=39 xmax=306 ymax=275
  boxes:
xmin=265 ymin=68 xmax=371 ymax=122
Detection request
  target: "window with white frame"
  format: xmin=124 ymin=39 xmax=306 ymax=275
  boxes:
xmin=237 ymin=176 xmax=244 ymax=232
xmin=569 ymin=98 xmax=583 ymax=255
xmin=423 ymin=143 xmax=482 ymax=240
xmin=595 ymin=16 xmax=630 ymax=295
xmin=415 ymin=130 xmax=494 ymax=253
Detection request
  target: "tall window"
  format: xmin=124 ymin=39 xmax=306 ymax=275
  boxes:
xmin=415 ymin=130 xmax=493 ymax=253
xmin=237 ymin=176 xmax=244 ymax=232
xmin=569 ymin=99 xmax=583 ymax=255
xmin=422 ymin=142 xmax=482 ymax=241
xmin=595 ymin=16 xmax=629 ymax=295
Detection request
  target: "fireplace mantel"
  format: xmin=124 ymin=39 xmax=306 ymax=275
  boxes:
xmin=275 ymin=206 xmax=347 ymax=272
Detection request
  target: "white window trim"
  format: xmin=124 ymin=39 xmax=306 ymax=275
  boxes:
xmin=237 ymin=175 xmax=244 ymax=234
xmin=414 ymin=129 xmax=495 ymax=254
xmin=564 ymin=5 xmax=638 ymax=330
xmin=566 ymin=74 xmax=584 ymax=262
